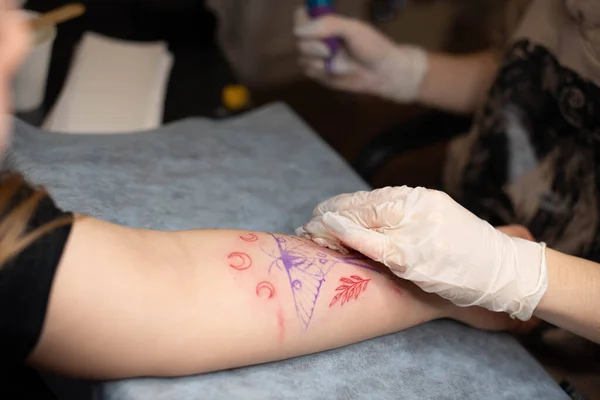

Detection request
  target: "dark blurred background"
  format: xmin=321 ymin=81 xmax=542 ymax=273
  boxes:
xmin=23 ymin=0 xmax=508 ymax=189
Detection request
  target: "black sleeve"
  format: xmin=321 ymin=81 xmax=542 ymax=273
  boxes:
xmin=0 ymin=184 xmax=73 ymax=367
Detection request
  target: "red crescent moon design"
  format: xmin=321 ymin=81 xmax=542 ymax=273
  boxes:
xmin=228 ymin=252 xmax=252 ymax=270
xmin=256 ymin=281 xmax=275 ymax=299
xmin=240 ymin=233 xmax=259 ymax=242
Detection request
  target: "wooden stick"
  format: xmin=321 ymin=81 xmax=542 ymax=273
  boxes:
xmin=30 ymin=3 xmax=86 ymax=31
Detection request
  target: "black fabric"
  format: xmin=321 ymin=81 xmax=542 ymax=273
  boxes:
xmin=0 ymin=178 xmax=73 ymax=399
xmin=0 ymin=365 xmax=59 ymax=400
xmin=0 ymin=178 xmax=73 ymax=368
xmin=0 ymin=190 xmax=73 ymax=367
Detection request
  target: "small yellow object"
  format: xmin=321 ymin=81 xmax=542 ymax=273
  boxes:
xmin=222 ymin=84 xmax=250 ymax=111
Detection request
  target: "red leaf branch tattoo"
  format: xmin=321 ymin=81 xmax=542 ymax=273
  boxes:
xmin=329 ymin=275 xmax=371 ymax=307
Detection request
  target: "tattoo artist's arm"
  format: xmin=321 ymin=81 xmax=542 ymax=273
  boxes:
xmin=418 ymin=50 xmax=501 ymax=114
xmin=535 ymin=249 xmax=600 ymax=343
xmin=27 ymin=217 xmax=456 ymax=379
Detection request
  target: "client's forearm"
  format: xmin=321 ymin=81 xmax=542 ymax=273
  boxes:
xmin=33 ymin=219 xmax=449 ymax=379
xmin=154 ymin=229 xmax=447 ymax=377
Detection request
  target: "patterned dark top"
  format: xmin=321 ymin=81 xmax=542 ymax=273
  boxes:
xmin=444 ymin=0 xmax=600 ymax=260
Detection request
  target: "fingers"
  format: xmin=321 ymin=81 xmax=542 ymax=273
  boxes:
xmin=295 ymin=6 xmax=358 ymax=81
xmin=294 ymin=5 xmax=310 ymax=29
xmin=321 ymin=212 xmax=385 ymax=261
xmin=298 ymin=39 xmax=331 ymax=58
xmin=296 ymin=221 xmax=349 ymax=254
xmin=303 ymin=216 xmax=339 ymax=244
xmin=314 ymin=186 xmax=416 ymax=216
xmin=335 ymin=201 xmax=407 ymax=230
xmin=295 ymin=224 xmax=310 ymax=238
xmin=294 ymin=9 xmax=359 ymax=40
xmin=299 ymin=52 xmax=356 ymax=77
xmin=321 ymin=212 xmax=407 ymax=269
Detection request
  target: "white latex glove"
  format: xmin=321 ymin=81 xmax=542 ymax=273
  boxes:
xmin=297 ymin=187 xmax=548 ymax=321
xmin=293 ymin=7 xmax=429 ymax=103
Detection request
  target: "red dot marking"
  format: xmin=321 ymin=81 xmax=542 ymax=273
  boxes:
xmin=277 ymin=308 xmax=285 ymax=344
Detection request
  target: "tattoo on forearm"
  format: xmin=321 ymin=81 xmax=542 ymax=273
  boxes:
xmin=228 ymin=252 xmax=253 ymax=270
xmin=329 ymin=276 xmax=371 ymax=307
xmin=256 ymin=281 xmax=275 ymax=299
xmin=265 ymin=234 xmax=375 ymax=330
xmin=229 ymin=233 xmax=377 ymax=332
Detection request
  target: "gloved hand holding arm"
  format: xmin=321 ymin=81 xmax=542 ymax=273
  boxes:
xmin=299 ymin=187 xmax=600 ymax=343
xmin=294 ymin=8 xmax=500 ymax=114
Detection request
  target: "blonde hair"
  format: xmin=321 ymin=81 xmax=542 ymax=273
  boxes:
xmin=0 ymin=172 xmax=73 ymax=267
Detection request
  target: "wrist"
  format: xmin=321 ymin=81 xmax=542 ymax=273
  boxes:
xmin=534 ymin=247 xmax=561 ymax=315
xmin=532 ymin=248 xmax=600 ymax=343
xmin=497 ymin=236 xmax=548 ymax=321
xmin=414 ymin=51 xmax=441 ymax=105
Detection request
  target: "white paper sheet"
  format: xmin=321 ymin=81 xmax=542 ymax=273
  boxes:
xmin=43 ymin=32 xmax=173 ymax=134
